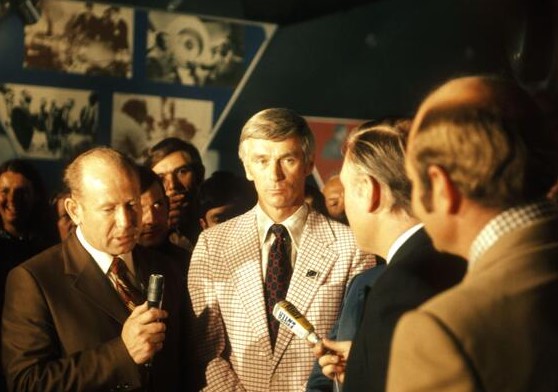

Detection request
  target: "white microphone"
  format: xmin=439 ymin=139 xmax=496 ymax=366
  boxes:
xmin=273 ymin=300 xmax=342 ymax=392
xmin=272 ymin=300 xmax=320 ymax=344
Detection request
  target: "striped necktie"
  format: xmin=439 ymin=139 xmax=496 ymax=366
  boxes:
xmin=107 ymin=257 xmax=144 ymax=311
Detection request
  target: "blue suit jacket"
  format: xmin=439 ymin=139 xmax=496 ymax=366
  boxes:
xmin=306 ymin=262 xmax=387 ymax=391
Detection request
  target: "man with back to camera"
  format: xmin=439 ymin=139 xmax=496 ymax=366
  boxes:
xmin=386 ymin=75 xmax=558 ymax=391
xmin=2 ymin=147 xmax=190 ymax=391
xmin=311 ymin=120 xmax=466 ymax=391
xmin=188 ymin=107 xmax=376 ymax=391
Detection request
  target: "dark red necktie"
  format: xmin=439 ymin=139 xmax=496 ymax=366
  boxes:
xmin=264 ymin=224 xmax=293 ymax=348
xmin=107 ymin=257 xmax=144 ymax=312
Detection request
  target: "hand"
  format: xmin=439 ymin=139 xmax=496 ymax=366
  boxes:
xmin=167 ymin=193 xmax=185 ymax=228
xmin=121 ymin=302 xmax=168 ymax=364
xmin=315 ymin=338 xmax=352 ymax=383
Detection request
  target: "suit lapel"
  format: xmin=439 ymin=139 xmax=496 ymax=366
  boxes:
xmin=63 ymin=233 xmax=130 ymax=324
xmin=223 ymin=211 xmax=274 ymax=358
xmin=273 ymin=211 xmax=339 ymax=362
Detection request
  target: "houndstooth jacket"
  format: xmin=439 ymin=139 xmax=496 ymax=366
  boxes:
xmin=188 ymin=207 xmax=375 ymax=392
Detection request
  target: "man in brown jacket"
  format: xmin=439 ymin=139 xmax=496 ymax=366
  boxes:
xmin=387 ymin=76 xmax=558 ymax=391
xmin=2 ymin=147 xmax=190 ymax=391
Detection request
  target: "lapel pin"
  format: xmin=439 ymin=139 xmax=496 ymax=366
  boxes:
xmin=306 ymin=270 xmax=318 ymax=278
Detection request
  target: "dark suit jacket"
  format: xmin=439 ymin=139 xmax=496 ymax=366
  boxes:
xmin=344 ymin=228 xmax=466 ymax=392
xmin=306 ymin=262 xmax=387 ymax=391
xmin=1 ymin=233 xmax=191 ymax=392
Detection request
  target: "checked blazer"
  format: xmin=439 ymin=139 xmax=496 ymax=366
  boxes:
xmin=188 ymin=207 xmax=375 ymax=392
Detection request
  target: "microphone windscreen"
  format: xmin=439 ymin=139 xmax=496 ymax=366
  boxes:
xmin=147 ymin=274 xmax=164 ymax=309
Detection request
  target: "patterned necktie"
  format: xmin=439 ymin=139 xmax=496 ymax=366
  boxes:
xmin=107 ymin=257 xmax=144 ymax=312
xmin=264 ymin=224 xmax=293 ymax=348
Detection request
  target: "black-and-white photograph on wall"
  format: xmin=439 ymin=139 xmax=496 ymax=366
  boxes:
xmin=111 ymin=92 xmax=213 ymax=162
xmin=0 ymin=83 xmax=98 ymax=162
xmin=147 ymin=12 xmax=245 ymax=87
xmin=24 ymin=0 xmax=134 ymax=78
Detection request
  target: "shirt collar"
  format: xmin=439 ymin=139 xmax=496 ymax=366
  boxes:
xmin=469 ymin=200 xmax=558 ymax=268
xmin=386 ymin=223 xmax=424 ymax=264
xmin=256 ymin=203 xmax=309 ymax=250
xmin=76 ymin=226 xmax=134 ymax=274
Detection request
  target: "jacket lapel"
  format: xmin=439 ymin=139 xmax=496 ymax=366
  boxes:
xmin=273 ymin=211 xmax=339 ymax=362
xmin=63 ymin=233 xmax=130 ymax=324
xmin=223 ymin=211 xmax=274 ymax=359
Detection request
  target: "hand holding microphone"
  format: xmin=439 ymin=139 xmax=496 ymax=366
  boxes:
xmin=273 ymin=300 xmax=345 ymax=391
xmin=122 ymin=274 xmax=167 ymax=365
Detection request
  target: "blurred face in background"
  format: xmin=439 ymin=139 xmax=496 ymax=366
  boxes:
xmin=322 ymin=175 xmax=346 ymax=221
xmin=151 ymin=151 xmax=198 ymax=228
xmin=200 ymin=203 xmax=236 ymax=230
xmin=139 ymin=181 xmax=170 ymax=247
xmin=0 ymin=171 xmax=35 ymax=235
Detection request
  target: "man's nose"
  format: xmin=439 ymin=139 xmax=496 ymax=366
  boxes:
xmin=142 ymin=206 xmax=154 ymax=225
xmin=116 ymin=207 xmax=136 ymax=228
xmin=269 ymin=161 xmax=285 ymax=181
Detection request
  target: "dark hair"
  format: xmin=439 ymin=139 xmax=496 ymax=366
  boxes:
xmin=305 ymin=183 xmax=328 ymax=216
xmin=145 ymin=137 xmax=205 ymax=184
xmin=198 ymin=171 xmax=256 ymax=218
xmin=138 ymin=165 xmax=165 ymax=194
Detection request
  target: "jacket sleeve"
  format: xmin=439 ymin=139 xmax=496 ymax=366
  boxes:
xmin=1 ymin=266 xmax=142 ymax=392
xmin=188 ymin=232 xmax=246 ymax=392
xmin=387 ymin=310 xmax=476 ymax=392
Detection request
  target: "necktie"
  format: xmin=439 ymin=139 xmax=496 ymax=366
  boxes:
xmin=108 ymin=257 xmax=144 ymax=312
xmin=264 ymin=224 xmax=293 ymax=348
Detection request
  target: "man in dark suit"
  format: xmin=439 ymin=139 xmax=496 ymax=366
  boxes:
xmin=2 ymin=147 xmax=190 ymax=391
xmin=314 ymin=120 xmax=466 ymax=391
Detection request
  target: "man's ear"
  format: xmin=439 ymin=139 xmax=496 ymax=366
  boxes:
xmin=428 ymin=165 xmax=461 ymax=214
xmin=199 ymin=218 xmax=208 ymax=230
xmin=242 ymin=160 xmax=254 ymax=181
xmin=360 ymin=175 xmax=381 ymax=213
xmin=65 ymin=197 xmax=82 ymax=226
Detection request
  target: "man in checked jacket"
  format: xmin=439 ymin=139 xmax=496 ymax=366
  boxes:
xmin=188 ymin=108 xmax=375 ymax=391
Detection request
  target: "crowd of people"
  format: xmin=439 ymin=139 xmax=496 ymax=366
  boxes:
xmin=0 ymin=75 xmax=557 ymax=392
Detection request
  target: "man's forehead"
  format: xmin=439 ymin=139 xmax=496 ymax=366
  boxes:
xmin=246 ymin=137 xmax=303 ymax=153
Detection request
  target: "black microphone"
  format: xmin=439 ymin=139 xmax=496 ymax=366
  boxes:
xmin=145 ymin=274 xmax=164 ymax=374
xmin=147 ymin=274 xmax=164 ymax=309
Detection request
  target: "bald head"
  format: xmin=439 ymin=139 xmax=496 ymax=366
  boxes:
xmin=408 ymin=75 xmax=557 ymax=209
xmin=63 ymin=147 xmax=141 ymax=255
xmin=64 ymin=147 xmax=139 ymax=200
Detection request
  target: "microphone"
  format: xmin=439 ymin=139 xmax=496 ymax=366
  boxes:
xmin=145 ymin=274 xmax=164 ymax=373
xmin=272 ymin=300 xmax=320 ymax=344
xmin=273 ymin=300 xmax=342 ymax=392
xmin=147 ymin=274 xmax=164 ymax=309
